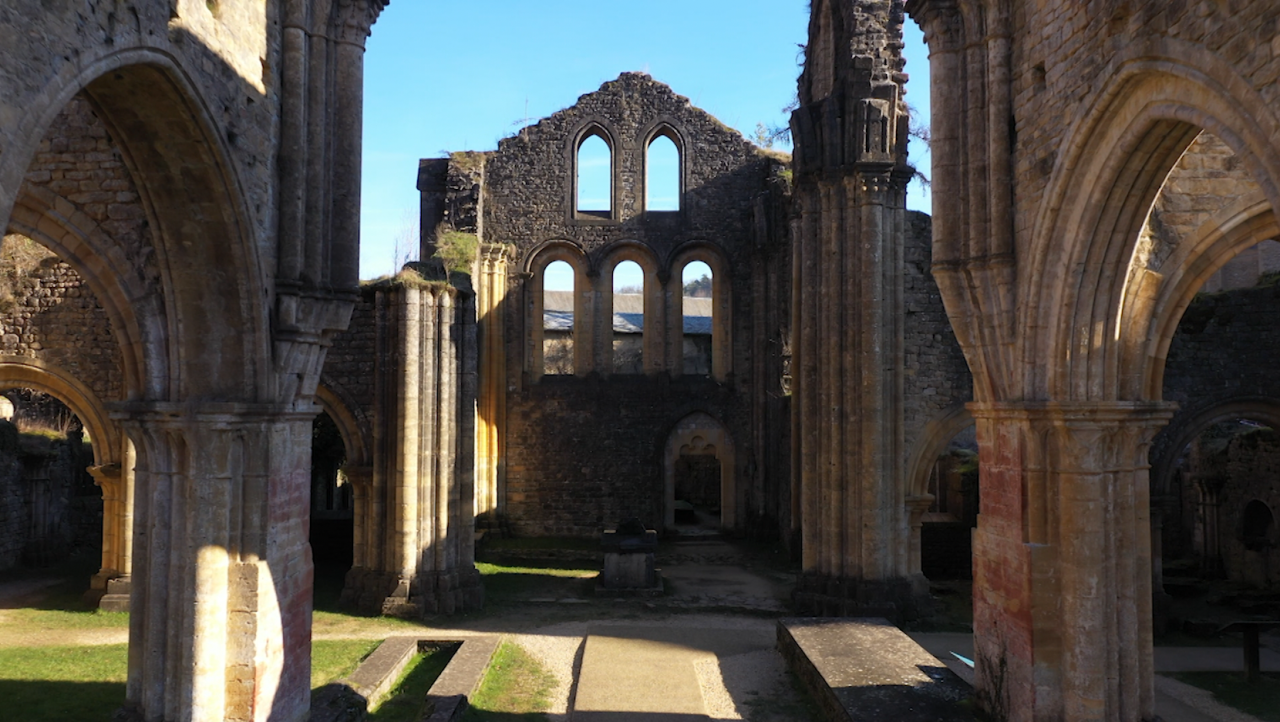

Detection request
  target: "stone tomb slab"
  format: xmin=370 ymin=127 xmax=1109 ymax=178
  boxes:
xmin=778 ymin=617 xmax=974 ymax=721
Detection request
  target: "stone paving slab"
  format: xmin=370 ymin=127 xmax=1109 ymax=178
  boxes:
xmin=779 ymin=618 xmax=974 ymax=722
xmin=570 ymin=623 xmax=774 ymax=721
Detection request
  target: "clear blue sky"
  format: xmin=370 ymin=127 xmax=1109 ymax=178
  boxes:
xmin=359 ymin=2 xmax=931 ymax=279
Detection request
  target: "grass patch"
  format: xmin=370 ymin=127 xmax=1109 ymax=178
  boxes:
xmin=1172 ymin=672 xmax=1280 ymax=721
xmin=0 ymin=644 xmax=127 ymax=721
xmin=475 ymin=560 xmax=597 ymax=605
xmin=465 ymin=640 xmax=555 ymax=721
xmin=368 ymin=646 xmax=456 ymax=722
xmin=311 ymin=639 xmax=381 ymax=689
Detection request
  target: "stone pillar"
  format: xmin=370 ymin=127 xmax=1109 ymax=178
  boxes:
xmin=116 ymin=403 xmax=317 ymax=722
xmin=905 ymin=493 xmax=934 ymax=595
xmin=789 ymin=0 xmax=920 ymax=618
xmin=341 ymin=275 xmax=483 ymax=616
xmin=85 ymin=437 xmax=134 ymax=611
xmin=968 ymin=402 xmax=1173 ymax=722
xmin=475 ymin=243 xmax=512 ymax=519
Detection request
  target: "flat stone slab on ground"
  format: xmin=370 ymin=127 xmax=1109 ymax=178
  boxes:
xmin=571 ymin=623 xmax=774 ymax=721
xmin=779 ymin=618 xmax=974 ymax=722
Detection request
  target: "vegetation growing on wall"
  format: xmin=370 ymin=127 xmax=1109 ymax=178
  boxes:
xmin=433 ymin=229 xmax=479 ymax=276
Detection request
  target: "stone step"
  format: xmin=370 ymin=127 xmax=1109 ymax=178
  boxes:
xmin=778 ymin=617 xmax=975 ymax=722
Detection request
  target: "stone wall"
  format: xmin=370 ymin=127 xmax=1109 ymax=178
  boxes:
xmin=467 ymin=73 xmax=793 ymax=537
xmin=0 ymin=244 xmax=122 ymax=405
xmin=1154 ymin=281 xmax=1280 ymax=560
xmin=903 ymin=210 xmax=973 ymax=473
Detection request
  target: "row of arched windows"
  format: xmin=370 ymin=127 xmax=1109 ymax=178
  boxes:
xmin=576 ymin=125 xmax=682 ymax=217
xmin=528 ymin=242 xmax=731 ymax=381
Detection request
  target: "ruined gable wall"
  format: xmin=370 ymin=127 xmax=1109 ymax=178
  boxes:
xmin=484 ymin=73 xmax=791 ymax=537
xmin=484 ymin=73 xmax=775 ymax=264
xmin=1007 ymin=1 xmax=1280 ymax=255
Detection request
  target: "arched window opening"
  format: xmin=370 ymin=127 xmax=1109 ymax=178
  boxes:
xmin=922 ymin=423 xmax=978 ymax=582
xmin=577 ymin=134 xmax=612 ymax=217
xmin=612 ymin=260 xmax=644 ymax=374
xmin=0 ymin=388 xmax=94 ymax=569
xmin=646 ymin=134 xmax=680 ymax=211
xmin=681 ymin=261 xmax=713 ymax=375
xmin=1242 ymin=500 xmax=1274 ymax=551
xmin=543 ymin=260 xmax=575 ymax=375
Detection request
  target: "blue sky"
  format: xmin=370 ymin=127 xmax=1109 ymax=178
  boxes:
xmin=360 ymin=2 xmax=931 ymax=279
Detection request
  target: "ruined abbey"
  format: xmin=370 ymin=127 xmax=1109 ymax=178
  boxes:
xmin=1 ymin=0 xmax=1279 ymax=720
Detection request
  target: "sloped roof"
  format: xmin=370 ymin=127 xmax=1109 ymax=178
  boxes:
xmin=543 ymin=291 xmax=711 ymax=334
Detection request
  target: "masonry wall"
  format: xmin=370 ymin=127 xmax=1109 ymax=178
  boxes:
xmin=0 ymin=249 xmax=122 ymax=404
xmin=321 ymin=291 xmax=377 ymax=442
xmin=475 ymin=73 xmax=792 ymax=538
xmin=1154 ymin=282 xmax=1280 ymax=561
xmin=1000 ymin=2 xmax=1280 ymax=250
xmin=903 ymin=210 xmax=973 ymax=468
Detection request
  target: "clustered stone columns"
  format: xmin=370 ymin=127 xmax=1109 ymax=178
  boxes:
xmin=85 ymin=441 xmax=134 ymax=612
xmin=341 ymin=275 xmax=483 ymax=616
xmin=968 ymin=403 xmax=1173 ymax=722
xmin=789 ymin=0 xmax=921 ymax=617
xmin=475 ymin=243 xmax=513 ymax=519
xmin=115 ymin=403 xmax=319 ymax=722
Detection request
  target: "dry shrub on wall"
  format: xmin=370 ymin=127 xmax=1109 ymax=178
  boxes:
xmin=0 ymin=234 xmax=55 ymax=314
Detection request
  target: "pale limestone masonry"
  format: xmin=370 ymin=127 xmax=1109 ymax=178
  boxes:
xmin=0 ymin=1 xmax=389 ymax=721
xmin=907 ymin=0 xmax=1280 ymax=719
xmin=338 ymin=270 xmax=483 ymax=617
xmin=790 ymin=0 xmax=921 ymax=616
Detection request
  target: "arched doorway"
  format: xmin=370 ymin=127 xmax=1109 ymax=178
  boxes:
xmin=663 ymin=413 xmax=735 ymax=533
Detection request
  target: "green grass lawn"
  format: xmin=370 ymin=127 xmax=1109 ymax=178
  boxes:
xmin=1172 ymin=672 xmax=1280 ymax=722
xmin=0 ymin=639 xmax=394 ymax=722
xmin=474 ymin=560 xmax=597 ymax=606
xmin=464 ymin=639 xmax=556 ymax=722
xmin=368 ymin=646 xmax=456 ymax=722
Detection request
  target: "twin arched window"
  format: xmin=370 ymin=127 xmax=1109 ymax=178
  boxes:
xmin=574 ymin=128 xmax=682 ymax=217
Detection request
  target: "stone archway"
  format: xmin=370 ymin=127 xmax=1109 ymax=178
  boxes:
xmin=663 ymin=412 xmax=735 ymax=531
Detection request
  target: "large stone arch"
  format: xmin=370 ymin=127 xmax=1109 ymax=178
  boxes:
xmin=315 ymin=380 xmax=372 ymax=469
xmin=1150 ymin=397 xmax=1280 ymax=500
xmin=662 ymin=411 xmax=736 ymax=531
xmin=0 ymin=357 xmax=120 ymax=467
xmin=7 ymin=185 xmax=156 ymax=399
xmin=0 ymin=357 xmax=134 ymax=607
xmin=1024 ymin=44 xmax=1280 ymax=403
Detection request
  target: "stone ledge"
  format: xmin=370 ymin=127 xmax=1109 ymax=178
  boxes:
xmin=777 ymin=617 xmax=974 ymax=722
xmin=310 ymin=634 xmax=500 ymax=722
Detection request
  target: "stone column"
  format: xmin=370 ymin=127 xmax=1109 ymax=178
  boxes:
xmin=968 ymin=402 xmax=1173 ymax=722
xmin=85 ymin=437 xmax=133 ymax=611
xmin=905 ymin=493 xmax=934 ymax=595
xmin=116 ymin=403 xmax=317 ymax=722
xmin=789 ymin=0 xmax=919 ymax=617
xmin=475 ymin=243 xmax=512 ymax=519
xmin=341 ymin=275 xmax=483 ymax=616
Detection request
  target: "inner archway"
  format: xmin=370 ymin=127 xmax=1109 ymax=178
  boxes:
xmin=663 ymin=412 xmax=735 ymax=533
